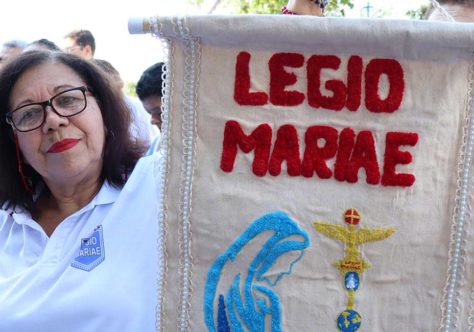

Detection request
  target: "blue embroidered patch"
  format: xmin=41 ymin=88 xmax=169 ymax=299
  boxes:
xmin=71 ymin=225 xmax=105 ymax=272
xmin=204 ymin=212 xmax=310 ymax=332
xmin=345 ymin=272 xmax=360 ymax=291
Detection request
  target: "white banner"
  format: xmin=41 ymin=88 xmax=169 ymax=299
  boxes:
xmin=134 ymin=15 xmax=474 ymax=331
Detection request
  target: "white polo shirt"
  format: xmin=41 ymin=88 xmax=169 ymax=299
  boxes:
xmin=0 ymin=153 xmax=163 ymax=332
xmin=125 ymin=95 xmax=160 ymax=146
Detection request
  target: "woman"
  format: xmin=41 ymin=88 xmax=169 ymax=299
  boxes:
xmin=0 ymin=51 xmax=162 ymax=331
xmin=282 ymin=0 xmax=327 ymax=15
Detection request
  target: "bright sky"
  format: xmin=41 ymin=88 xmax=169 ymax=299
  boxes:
xmin=1 ymin=0 xmax=430 ymax=84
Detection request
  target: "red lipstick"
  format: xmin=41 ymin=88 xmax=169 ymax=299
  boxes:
xmin=48 ymin=139 xmax=80 ymax=153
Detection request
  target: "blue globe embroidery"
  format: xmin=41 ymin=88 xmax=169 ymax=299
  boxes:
xmin=337 ymin=309 xmax=361 ymax=332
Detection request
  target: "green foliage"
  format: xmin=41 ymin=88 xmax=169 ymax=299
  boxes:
xmin=202 ymin=0 xmax=355 ymax=15
xmin=406 ymin=5 xmax=428 ymax=20
xmin=325 ymin=0 xmax=354 ymax=17
xmin=124 ymin=82 xmax=137 ymax=98
xmin=189 ymin=0 xmax=205 ymax=6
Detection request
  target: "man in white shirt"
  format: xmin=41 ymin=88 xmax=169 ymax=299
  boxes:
xmin=63 ymin=29 xmax=95 ymax=60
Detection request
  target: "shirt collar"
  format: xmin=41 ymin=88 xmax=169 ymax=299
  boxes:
xmin=6 ymin=181 xmax=121 ymax=226
xmin=90 ymin=181 xmax=121 ymax=206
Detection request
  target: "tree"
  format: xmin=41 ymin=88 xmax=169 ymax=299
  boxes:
xmin=189 ymin=0 xmax=355 ymax=16
xmin=325 ymin=0 xmax=355 ymax=17
xmin=125 ymin=82 xmax=137 ymax=98
xmin=406 ymin=5 xmax=429 ymax=20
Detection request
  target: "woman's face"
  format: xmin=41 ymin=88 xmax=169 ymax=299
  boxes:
xmin=9 ymin=62 xmax=105 ymax=187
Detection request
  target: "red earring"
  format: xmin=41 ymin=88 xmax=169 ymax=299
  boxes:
xmin=14 ymin=134 xmax=33 ymax=194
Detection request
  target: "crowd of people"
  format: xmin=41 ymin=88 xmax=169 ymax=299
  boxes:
xmin=0 ymin=30 xmax=163 ymax=148
xmin=0 ymin=0 xmax=471 ymax=331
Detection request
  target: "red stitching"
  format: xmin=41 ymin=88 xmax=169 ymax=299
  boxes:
xmin=307 ymin=55 xmax=347 ymax=111
xmin=220 ymin=122 xmax=417 ymax=187
xmin=365 ymin=59 xmax=404 ymax=113
xmin=269 ymin=53 xmax=305 ymax=106
xmin=268 ymin=124 xmax=302 ymax=176
xmin=346 ymin=55 xmax=363 ymax=112
xmin=346 ymin=130 xmax=381 ymax=184
xmin=220 ymin=120 xmax=272 ymax=176
xmin=234 ymin=51 xmax=268 ymax=105
xmin=334 ymin=128 xmax=356 ymax=182
xmin=381 ymin=132 xmax=418 ymax=186
xmin=301 ymin=125 xmax=338 ymax=178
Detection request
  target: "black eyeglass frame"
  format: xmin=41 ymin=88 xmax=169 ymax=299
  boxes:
xmin=5 ymin=86 xmax=91 ymax=132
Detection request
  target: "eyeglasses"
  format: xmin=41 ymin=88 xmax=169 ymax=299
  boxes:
xmin=64 ymin=45 xmax=83 ymax=53
xmin=6 ymin=86 xmax=92 ymax=132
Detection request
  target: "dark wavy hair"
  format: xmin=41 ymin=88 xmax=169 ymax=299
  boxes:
xmin=0 ymin=51 xmax=146 ymax=212
xmin=136 ymin=62 xmax=164 ymax=101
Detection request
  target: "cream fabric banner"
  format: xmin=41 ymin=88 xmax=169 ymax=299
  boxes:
xmin=138 ymin=15 xmax=474 ymax=331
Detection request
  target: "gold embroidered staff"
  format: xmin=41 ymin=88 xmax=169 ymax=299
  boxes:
xmin=314 ymin=208 xmax=395 ymax=331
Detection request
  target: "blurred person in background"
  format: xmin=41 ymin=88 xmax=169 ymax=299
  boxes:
xmin=136 ymin=62 xmax=164 ymax=130
xmin=93 ymin=59 xmax=158 ymax=147
xmin=0 ymin=40 xmax=27 ymax=71
xmin=24 ymin=39 xmax=61 ymax=52
xmin=63 ymin=29 xmax=95 ymax=59
xmin=281 ymin=0 xmax=326 ymax=15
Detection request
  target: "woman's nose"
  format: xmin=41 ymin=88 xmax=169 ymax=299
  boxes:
xmin=41 ymin=106 xmax=69 ymax=133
